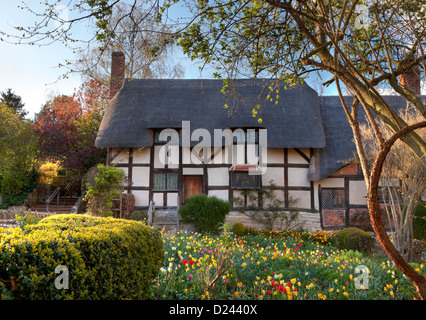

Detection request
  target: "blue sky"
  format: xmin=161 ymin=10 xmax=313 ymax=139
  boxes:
xmin=0 ymin=1 xmax=336 ymax=120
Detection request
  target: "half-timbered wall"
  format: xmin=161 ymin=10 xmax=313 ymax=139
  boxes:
xmin=107 ymin=145 xmax=373 ymax=231
xmin=314 ymin=163 xmax=371 ymax=230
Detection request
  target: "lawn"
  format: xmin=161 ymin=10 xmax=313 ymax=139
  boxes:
xmin=152 ymin=226 xmax=425 ymax=300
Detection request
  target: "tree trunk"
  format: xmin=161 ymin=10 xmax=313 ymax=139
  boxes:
xmin=367 ymin=121 xmax=426 ymax=300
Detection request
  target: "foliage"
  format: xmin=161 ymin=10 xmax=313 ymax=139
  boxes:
xmin=129 ymin=210 xmax=148 ymax=222
xmin=154 ymin=229 xmax=425 ymax=300
xmin=0 ymin=88 xmax=27 ymax=119
xmin=232 ymin=223 xmax=245 ymax=236
xmin=414 ymin=202 xmax=426 ymax=241
xmin=76 ymin=2 xmax=184 ymax=81
xmin=179 ymin=194 xmax=231 ymax=234
xmin=34 ymin=80 xmax=108 ymax=172
xmin=0 ymin=214 xmax=164 ymax=300
xmin=38 ymin=161 xmax=61 ymax=185
xmin=15 ymin=212 xmax=42 ymax=232
xmin=234 ymin=181 xmax=300 ymax=230
xmin=113 ymin=193 xmax=135 ymax=219
xmin=0 ymin=104 xmax=38 ymax=198
xmin=361 ymin=105 xmax=425 ymax=261
xmin=335 ymin=227 xmax=374 ymax=253
xmin=83 ymin=164 xmax=126 ymax=217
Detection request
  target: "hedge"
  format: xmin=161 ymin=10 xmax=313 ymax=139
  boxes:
xmin=0 ymin=214 xmax=164 ymax=300
xmin=179 ymin=194 xmax=231 ymax=234
xmin=334 ymin=227 xmax=374 ymax=253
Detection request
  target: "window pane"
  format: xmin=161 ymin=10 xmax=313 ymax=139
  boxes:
xmin=322 ymin=189 xmax=345 ymax=208
xmin=333 ymin=189 xmax=345 ymax=207
xmin=248 ymin=174 xmax=258 ymax=188
xmin=232 ymin=172 xmax=259 ymax=189
xmin=234 ymin=172 xmax=248 ymax=188
xmin=154 ymin=173 xmax=166 ymax=190
xmin=167 ymin=173 xmax=178 ymax=190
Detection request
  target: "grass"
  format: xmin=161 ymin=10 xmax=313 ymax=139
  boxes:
xmin=152 ymin=227 xmax=425 ymax=300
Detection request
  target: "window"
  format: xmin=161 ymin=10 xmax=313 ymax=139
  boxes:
xmin=231 ymin=172 xmax=260 ymax=189
xmin=321 ymin=188 xmax=345 ymax=208
xmin=378 ymin=186 xmax=401 ymax=203
xmin=154 ymin=172 xmax=178 ymax=191
xmin=232 ymin=129 xmax=259 ymax=144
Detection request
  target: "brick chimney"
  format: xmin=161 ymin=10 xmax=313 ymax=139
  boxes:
xmin=110 ymin=51 xmax=125 ymax=99
xmin=399 ymin=65 xmax=421 ymax=95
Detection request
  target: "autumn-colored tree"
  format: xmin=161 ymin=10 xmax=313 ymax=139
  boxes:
xmin=34 ymin=80 xmax=108 ymax=173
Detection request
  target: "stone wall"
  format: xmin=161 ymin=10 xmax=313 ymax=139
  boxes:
xmin=153 ymin=209 xmax=321 ymax=233
xmin=225 ymin=210 xmax=321 ymax=233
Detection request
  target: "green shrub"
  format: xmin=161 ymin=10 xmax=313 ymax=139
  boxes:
xmin=15 ymin=212 xmax=41 ymax=232
xmin=0 ymin=214 xmax=164 ymax=299
xmin=129 ymin=210 xmax=148 ymax=222
xmin=179 ymin=194 xmax=231 ymax=234
xmin=232 ymin=223 xmax=245 ymax=236
xmin=414 ymin=202 xmax=426 ymax=241
xmin=335 ymin=227 xmax=373 ymax=253
xmin=83 ymin=164 xmax=126 ymax=217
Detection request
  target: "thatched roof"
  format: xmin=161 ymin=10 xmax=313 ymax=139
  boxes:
xmin=95 ymin=79 xmax=326 ymax=148
xmin=309 ymin=94 xmax=415 ymax=181
xmin=95 ymin=78 xmax=413 ymax=181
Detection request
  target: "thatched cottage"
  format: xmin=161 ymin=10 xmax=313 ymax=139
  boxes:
xmin=95 ymin=52 xmax=417 ymax=231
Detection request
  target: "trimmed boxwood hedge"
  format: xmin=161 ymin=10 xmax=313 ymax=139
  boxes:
xmin=0 ymin=214 xmax=164 ymax=300
xmin=335 ymin=227 xmax=374 ymax=253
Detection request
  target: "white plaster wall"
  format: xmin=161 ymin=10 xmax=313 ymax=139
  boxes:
xmin=315 ymin=177 xmax=344 ymax=188
xmin=183 ymin=167 xmax=203 ymax=175
xmin=208 ymin=167 xmax=229 ymax=186
xmin=153 ymin=192 xmax=163 ymax=207
xmin=133 ymin=148 xmax=150 ymax=164
xmin=111 ymin=148 xmax=129 ymax=164
xmin=154 ymin=146 xmax=165 ymax=168
xmin=262 ymin=168 xmax=284 ymax=186
xmin=288 ymin=148 xmax=310 ymax=164
xmin=132 ymin=167 xmax=149 ymax=187
xmin=208 ymin=190 xmax=228 ymax=201
xmin=267 ymin=148 xmax=284 ymax=164
xmin=288 ymin=190 xmax=311 ymax=209
xmin=233 ymin=190 xmax=245 ymax=205
xmin=288 ymin=168 xmax=310 ymax=187
xmin=133 ymin=190 xmax=149 ymax=207
xmin=167 ymin=193 xmax=178 ymax=206
xmin=349 ymin=180 xmax=368 ymax=205
xmin=263 ymin=190 xmax=285 ymax=207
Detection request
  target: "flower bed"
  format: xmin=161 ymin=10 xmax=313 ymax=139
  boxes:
xmin=153 ymin=227 xmax=425 ymax=300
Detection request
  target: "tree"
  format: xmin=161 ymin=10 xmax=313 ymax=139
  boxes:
xmin=0 ymin=104 xmax=38 ymax=197
xmin=0 ymin=88 xmax=28 ymax=119
xmin=361 ymin=104 xmax=426 ymax=262
xmin=75 ymin=2 xmax=184 ymax=81
xmin=34 ymin=80 xmax=108 ymax=173
xmin=83 ymin=164 xmax=126 ymax=217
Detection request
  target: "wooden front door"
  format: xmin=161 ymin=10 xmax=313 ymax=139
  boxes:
xmin=183 ymin=175 xmax=203 ymax=204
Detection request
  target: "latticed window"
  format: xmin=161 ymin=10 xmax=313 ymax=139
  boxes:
xmin=231 ymin=172 xmax=260 ymax=189
xmin=154 ymin=173 xmax=178 ymax=190
xmin=321 ymin=188 xmax=345 ymax=208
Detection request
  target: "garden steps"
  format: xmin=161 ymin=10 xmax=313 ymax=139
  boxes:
xmin=151 ymin=209 xmax=196 ymax=233
xmin=28 ymin=196 xmax=80 ymax=214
